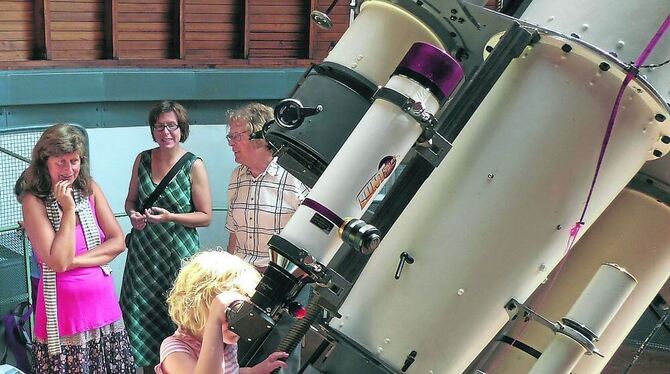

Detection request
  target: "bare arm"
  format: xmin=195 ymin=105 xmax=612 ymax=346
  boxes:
xmin=70 ymin=181 xmax=126 ymax=268
xmin=145 ymin=159 xmax=212 ymax=228
xmin=161 ymin=292 xmax=245 ymax=374
xmin=227 ymin=233 xmax=237 ymax=255
xmin=22 ymin=183 xmax=76 ymax=272
xmin=125 ymin=152 xmax=147 ymax=230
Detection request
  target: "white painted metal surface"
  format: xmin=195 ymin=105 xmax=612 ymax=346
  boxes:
xmin=280 ymin=75 xmax=440 ymax=265
xmin=331 ymin=30 xmax=666 ymax=373
xmin=324 ymin=1 xmax=442 ymax=86
xmin=521 ymin=0 xmax=670 ymax=104
xmin=529 ymin=263 xmax=637 ymax=374
xmin=477 ymin=188 xmax=670 ymax=373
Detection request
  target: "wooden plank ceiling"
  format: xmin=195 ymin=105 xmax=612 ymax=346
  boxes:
xmin=0 ymin=0 xmax=350 ymax=68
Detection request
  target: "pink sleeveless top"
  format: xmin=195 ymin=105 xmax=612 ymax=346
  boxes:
xmin=34 ymin=196 xmax=123 ymax=339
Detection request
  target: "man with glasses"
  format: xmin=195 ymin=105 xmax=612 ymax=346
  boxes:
xmin=225 ymin=102 xmax=309 ymax=372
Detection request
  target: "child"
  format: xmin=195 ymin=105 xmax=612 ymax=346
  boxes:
xmin=156 ymin=250 xmax=289 ymax=374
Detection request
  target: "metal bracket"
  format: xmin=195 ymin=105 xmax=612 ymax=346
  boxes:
xmin=373 ymin=86 xmax=452 ymax=166
xmin=268 ymin=235 xmax=351 ymax=313
xmin=505 ymin=299 xmax=604 ymax=357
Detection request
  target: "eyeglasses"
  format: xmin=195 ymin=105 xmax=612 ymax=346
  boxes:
xmin=153 ymin=122 xmax=180 ymax=131
xmin=226 ymin=130 xmax=249 ymax=143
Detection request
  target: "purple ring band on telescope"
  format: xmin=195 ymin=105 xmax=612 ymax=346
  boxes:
xmin=394 ymin=42 xmax=464 ymax=104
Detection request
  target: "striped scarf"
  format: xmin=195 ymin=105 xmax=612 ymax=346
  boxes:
xmin=43 ymin=188 xmax=112 ymax=355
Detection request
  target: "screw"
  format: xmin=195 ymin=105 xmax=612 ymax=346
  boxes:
xmin=599 ymin=62 xmax=610 ymax=71
xmin=653 ymin=149 xmax=663 ymax=157
xmin=561 ymin=44 xmax=572 ymax=53
xmin=656 ymin=113 xmax=666 ymax=122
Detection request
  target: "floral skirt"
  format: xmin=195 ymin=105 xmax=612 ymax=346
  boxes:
xmin=33 ymin=320 xmax=135 ymax=374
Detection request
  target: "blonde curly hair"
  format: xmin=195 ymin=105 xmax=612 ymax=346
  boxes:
xmin=167 ymin=250 xmax=261 ymax=338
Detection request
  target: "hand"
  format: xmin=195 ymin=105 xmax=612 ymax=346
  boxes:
xmin=210 ymin=291 xmax=249 ymax=326
xmin=53 ymin=180 xmax=75 ymax=212
xmin=144 ymin=207 xmax=172 ymax=224
xmin=129 ymin=210 xmax=147 ymax=230
xmin=250 ymin=352 xmax=289 ymax=374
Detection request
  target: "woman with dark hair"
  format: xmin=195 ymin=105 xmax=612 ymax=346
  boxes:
xmin=17 ymin=123 xmax=134 ymax=373
xmin=120 ymin=100 xmax=212 ymax=370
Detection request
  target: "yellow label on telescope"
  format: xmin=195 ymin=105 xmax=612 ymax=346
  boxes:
xmin=357 ymin=155 xmax=398 ymax=209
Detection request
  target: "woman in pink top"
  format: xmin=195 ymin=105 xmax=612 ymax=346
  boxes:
xmin=17 ymin=124 xmax=135 ymax=373
xmin=156 ymin=251 xmax=288 ymax=374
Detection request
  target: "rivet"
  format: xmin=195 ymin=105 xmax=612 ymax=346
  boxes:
xmin=539 ymin=263 xmax=547 ymax=271
xmin=653 ymin=149 xmax=663 ymax=157
xmin=656 ymin=113 xmax=666 ymax=122
xmin=385 ymin=338 xmax=391 ymax=344
xmin=487 ymin=173 xmax=494 ymax=179
xmin=457 ymin=288 xmax=465 ymax=296
xmin=561 ymin=44 xmax=572 ymax=53
xmin=581 ymin=23 xmax=589 ymax=31
xmin=599 ymin=62 xmax=610 ymax=71
xmin=350 ymin=62 xmax=358 ymax=69
xmin=661 ymin=135 xmax=670 ymax=144
xmin=616 ymin=40 xmax=625 ymax=49
xmin=548 ymin=16 xmax=555 ymax=22
xmin=377 ymin=347 xmax=384 ymax=354
xmin=556 ymin=224 xmax=562 ymax=230
xmin=485 ymin=45 xmax=494 ymax=53
xmin=356 ymin=54 xmax=363 ymax=61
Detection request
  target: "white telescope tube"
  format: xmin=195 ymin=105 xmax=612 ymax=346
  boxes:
xmin=529 ymin=263 xmax=637 ymax=374
xmin=324 ymin=0 xmax=443 ymax=86
xmin=279 ymin=42 xmax=463 ymax=265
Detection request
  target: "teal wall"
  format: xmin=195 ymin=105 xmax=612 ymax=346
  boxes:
xmin=0 ymin=67 xmax=306 ymax=128
xmin=0 ymin=67 xmax=307 ymax=300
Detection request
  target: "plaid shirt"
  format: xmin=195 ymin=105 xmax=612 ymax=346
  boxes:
xmin=226 ymin=159 xmax=309 ymax=267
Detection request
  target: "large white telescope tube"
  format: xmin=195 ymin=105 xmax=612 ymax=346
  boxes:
xmin=475 ymin=187 xmax=670 ymax=373
xmin=529 ymin=263 xmax=637 ymax=374
xmin=331 ymin=25 xmax=668 ymax=374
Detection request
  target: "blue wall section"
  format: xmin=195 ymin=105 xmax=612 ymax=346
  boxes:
xmin=0 ymin=67 xmax=305 ymax=128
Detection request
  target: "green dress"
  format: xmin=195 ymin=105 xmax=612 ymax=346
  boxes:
xmin=120 ymin=150 xmax=200 ymax=366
